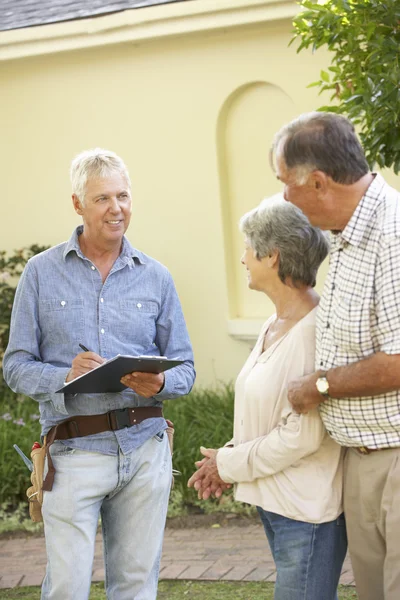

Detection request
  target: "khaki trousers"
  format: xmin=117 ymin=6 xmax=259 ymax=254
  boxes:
xmin=344 ymin=447 xmax=400 ymax=600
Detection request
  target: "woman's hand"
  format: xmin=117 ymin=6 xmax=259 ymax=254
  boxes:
xmin=188 ymin=447 xmax=232 ymax=500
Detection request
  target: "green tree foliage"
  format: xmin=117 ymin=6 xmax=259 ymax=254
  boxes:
xmin=292 ymin=0 xmax=400 ymax=173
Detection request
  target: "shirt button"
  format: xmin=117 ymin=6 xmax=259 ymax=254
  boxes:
xmin=91 ymin=265 xmax=95 ymax=271
xmin=101 ymin=328 xmax=105 ymax=334
xmin=60 ymin=301 xmax=66 ymax=306
xmin=100 ymin=298 xmax=104 ymax=303
xmin=137 ymin=303 xmax=142 ymax=308
xmin=320 ymin=361 xmax=323 ymax=366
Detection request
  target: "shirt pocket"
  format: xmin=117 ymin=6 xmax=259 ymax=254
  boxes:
xmin=40 ymin=298 xmax=85 ymax=346
xmin=332 ymin=294 xmax=371 ymax=353
xmin=114 ymin=300 xmax=158 ymax=350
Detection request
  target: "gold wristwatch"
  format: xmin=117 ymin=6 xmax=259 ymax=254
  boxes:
xmin=316 ymin=371 xmax=330 ymax=398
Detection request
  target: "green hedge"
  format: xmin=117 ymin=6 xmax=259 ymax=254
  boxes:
xmin=164 ymin=384 xmax=235 ymax=508
xmin=0 ymin=384 xmax=42 ymax=506
xmin=0 ymin=383 xmax=236 ymax=510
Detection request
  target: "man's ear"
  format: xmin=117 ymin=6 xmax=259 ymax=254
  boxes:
xmin=310 ymin=171 xmax=329 ymax=194
xmin=72 ymin=194 xmax=83 ymax=215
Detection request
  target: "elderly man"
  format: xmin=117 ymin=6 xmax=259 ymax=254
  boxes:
xmin=270 ymin=112 xmax=400 ymax=600
xmin=3 ymin=148 xmax=195 ymax=600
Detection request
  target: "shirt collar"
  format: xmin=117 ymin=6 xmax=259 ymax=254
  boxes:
xmin=63 ymin=226 xmax=146 ymax=266
xmin=339 ymin=173 xmax=386 ymax=247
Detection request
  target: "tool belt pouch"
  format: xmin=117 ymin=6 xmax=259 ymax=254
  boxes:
xmin=166 ymin=420 xmax=174 ymax=456
xmin=166 ymin=420 xmax=177 ymax=489
xmin=26 ymin=442 xmax=46 ymax=523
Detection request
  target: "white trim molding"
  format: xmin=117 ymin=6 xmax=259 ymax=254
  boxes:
xmin=227 ymin=318 xmax=265 ymax=344
xmin=0 ymin=0 xmax=298 ymax=61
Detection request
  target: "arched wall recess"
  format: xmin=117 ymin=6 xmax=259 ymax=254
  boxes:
xmin=216 ymin=81 xmax=294 ymax=340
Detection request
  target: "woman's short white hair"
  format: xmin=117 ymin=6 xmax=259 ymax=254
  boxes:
xmin=70 ymin=148 xmax=131 ymax=205
xmin=239 ymin=194 xmax=329 ymax=288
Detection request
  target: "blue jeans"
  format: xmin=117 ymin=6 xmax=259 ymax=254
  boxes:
xmin=41 ymin=433 xmax=172 ymax=600
xmin=257 ymin=508 xmax=347 ymax=600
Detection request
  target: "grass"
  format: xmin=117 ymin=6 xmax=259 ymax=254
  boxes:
xmin=0 ymin=581 xmax=359 ymax=599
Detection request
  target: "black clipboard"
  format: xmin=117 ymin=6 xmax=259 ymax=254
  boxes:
xmin=56 ymin=355 xmax=184 ymax=394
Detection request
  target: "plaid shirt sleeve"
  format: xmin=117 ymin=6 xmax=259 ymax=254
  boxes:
xmin=375 ymin=236 xmax=400 ymax=355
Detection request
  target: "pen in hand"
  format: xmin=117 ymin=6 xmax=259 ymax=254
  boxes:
xmin=78 ymin=344 xmax=104 ymax=362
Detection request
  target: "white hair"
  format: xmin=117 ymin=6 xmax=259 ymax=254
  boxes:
xmin=240 ymin=194 xmax=329 ymax=288
xmin=70 ymin=148 xmax=131 ymax=205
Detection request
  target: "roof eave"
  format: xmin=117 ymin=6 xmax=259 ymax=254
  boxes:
xmin=0 ymin=0 xmax=298 ymax=62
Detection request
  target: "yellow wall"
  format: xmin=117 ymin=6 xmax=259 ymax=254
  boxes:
xmin=1 ymin=7 xmax=399 ymax=387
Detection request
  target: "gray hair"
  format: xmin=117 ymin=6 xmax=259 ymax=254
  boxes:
xmin=70 ymin=148 xmax=131 ymax=204
xmin=273 ymin=112 xmax=369 ymax=185
xmin=240 ymin=194 xmax=329 ymax=288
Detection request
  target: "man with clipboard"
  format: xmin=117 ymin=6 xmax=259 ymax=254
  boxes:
xmin=3 ymin=148 xmax=195 ymax=600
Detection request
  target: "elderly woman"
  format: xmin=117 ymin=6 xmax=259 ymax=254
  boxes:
xmin=188 ymin=195 xmax=347 ymax=600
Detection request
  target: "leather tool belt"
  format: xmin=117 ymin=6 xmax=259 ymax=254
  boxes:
xmin=42 ymin=406 xmax=163 ymax=492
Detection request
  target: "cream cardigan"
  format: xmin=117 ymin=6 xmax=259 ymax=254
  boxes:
xmin=217 ymin=307 xmax=343 ymax=523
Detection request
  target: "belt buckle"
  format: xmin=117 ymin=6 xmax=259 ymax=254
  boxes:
xmin=112 ymin=408 xmax=131 ymax=430
xmin=357 ymin=446 xmax=370 ymax=455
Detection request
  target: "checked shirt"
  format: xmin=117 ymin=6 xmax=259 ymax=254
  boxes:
xmin=317 ymin=173 xmax=400 ymax=448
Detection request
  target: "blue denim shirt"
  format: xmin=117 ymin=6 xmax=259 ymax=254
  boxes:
xmin=3 ymin=226 xmax=195 ymax=455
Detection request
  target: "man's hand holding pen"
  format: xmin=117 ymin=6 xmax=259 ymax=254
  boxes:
xmin=66 ymin=344 xmax=165 ymax=397
xmin=65 ymin=344 xmax=105 ymax=383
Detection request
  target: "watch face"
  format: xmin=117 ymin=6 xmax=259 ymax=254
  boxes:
xmin=317 ymin=377 xmax=329 ymax=394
